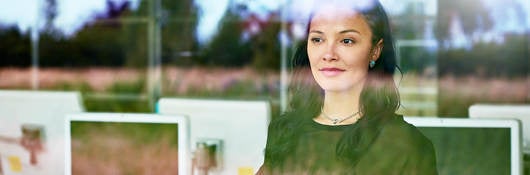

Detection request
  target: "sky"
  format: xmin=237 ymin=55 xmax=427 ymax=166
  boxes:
xmin=194 ymin=0 xmax=283 ymax=42
xmin=0 ymin=0 xmax=140 ymax=35
xmin=0 ymin=0 xmax=528 ymax=44
xmin=195 ymin=0 xmax=230 ymax=43
xmin=0 ymin=0 xmax=38 ymax=32
xmin=0 ymin=0 xmax=275 ymax=42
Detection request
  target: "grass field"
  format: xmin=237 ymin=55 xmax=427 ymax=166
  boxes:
xmin=0 ymin=67 xmax=527 ymax=116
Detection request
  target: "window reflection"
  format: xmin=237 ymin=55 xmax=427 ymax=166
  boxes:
xmin=0 ymin=0 xmax=527 ymax=115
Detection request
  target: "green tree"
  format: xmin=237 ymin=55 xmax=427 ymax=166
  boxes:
xmin=43 ymin=0 xmax=58 ymax=34
xmin=250 ymin=13 xmax=281 ymax=71
xmin=38 ymin=0 xmax=128 ymax=67
xmin=435 ymin=0 xmax=493 ymax=45
xmin=392 ymin=3 xmax=427 ymax=40
xmin=161 ymin=0 xmax=199 ymax=66
xmin=391 ymin=2 xmax=436 ymax=74
xmin=0 ymin=26 xmax=31 ymax=67
xmin=123 ymin=0 xmax=199 ymax=67
xmin=198 ymin=10 xmax=252 ymax=67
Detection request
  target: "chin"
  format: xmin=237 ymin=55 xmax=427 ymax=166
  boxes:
xmin=318 ymin=83 xmax=353 ymax=92
xmin=323 ymin=87 xmax=353 ymax=93
xmin=315 ymin=77 xmax=364 ymax=93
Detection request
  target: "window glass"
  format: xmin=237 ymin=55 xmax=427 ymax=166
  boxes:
xmin=0 ymin=0 xmax=528 ymax=115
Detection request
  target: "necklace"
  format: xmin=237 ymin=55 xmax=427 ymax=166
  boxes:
xmin=320 ymin=107 xmax=361 ymax=125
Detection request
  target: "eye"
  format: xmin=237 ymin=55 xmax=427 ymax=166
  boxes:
xmin=310 ymin=37 xmax=323 ymax=44
xmin=342 ymin=38 xmax=355 ymax=44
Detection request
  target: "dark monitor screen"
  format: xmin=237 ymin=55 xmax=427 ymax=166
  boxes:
xmin=417 ymin=127 xmax=511 ymax=175
xmin=70 ymin=121 xmax=180 ymax=175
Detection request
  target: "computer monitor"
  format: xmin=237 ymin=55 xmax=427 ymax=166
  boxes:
xmin=157 ymin=98 xmax=270 ymax=175
xmin=404 ymin=117 xmax=522 ymax=175
xmin=64 ymin=113 xmax=190 ymax=175
xmin=469 ymin=104 xmax=530 ymax=153
xmin=0 ymin=90 xmax=84 ymax=175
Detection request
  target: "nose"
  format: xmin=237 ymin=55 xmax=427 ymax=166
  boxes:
xmin=322 ymin=43 xmax=338 ymax=62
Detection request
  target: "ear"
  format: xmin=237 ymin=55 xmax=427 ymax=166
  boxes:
xmin=372 ymin=39 xmax=384 ymax=61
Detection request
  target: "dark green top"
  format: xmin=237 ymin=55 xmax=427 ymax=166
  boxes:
xmin=261 ymin=115 xmax=438 ymax=175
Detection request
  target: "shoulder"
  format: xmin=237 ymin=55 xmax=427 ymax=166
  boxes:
xmin=364 ymin=114 xmax=436 ymax=162
xmin=355 ymin=115 xmax=438 ymax=174
xmin=377 ymin=114 xmax=432 ymax=150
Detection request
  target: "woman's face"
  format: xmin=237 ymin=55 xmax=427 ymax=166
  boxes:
xmin=307 ymin=6 xmax=382 ymax=93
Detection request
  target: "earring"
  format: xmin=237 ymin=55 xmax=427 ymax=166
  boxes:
xmin=369 ymin=60 xmax=376 ymax=68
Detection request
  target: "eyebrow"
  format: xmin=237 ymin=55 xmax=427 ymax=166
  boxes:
xmin=339 ymin=29 xmax=361 ymax=34
xmin=308 ymin=29 xmax=361 ymax=35
xmin=309 ymin=30 xmax=323 ymax=34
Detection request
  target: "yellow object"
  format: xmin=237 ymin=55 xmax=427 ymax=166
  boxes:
xmin=8 ymin=156 xmax=22 ymax=172
xmin=238 ymin=167 xmax=254 ymax=175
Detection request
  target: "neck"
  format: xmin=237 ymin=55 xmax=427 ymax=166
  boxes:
xmin=323 ymin=90 xmax=361 ymax=116
xmin=317 ymin=83 xmax=364 ymax=125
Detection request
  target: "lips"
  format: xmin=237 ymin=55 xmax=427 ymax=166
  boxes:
xmin=319 ymin=67 xmax=345 ymax=77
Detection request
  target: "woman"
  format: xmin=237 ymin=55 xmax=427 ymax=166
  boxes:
xmin=258 ymin=0 xmax=438 ymax=174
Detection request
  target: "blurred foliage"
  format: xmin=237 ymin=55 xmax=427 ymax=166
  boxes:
xmin=438 ymin=89 xmax=527 ymax=118
xmin=438 ymin=34 xmax=528 ymax=78
xmin=434 ymin=0 xmax=528 ymax=78
xmin=435 ymin=0 xmax=493 ymax=41
xmin=197 ymin=10 xmax=253 ymax=67
xmin=107 ymin=78 xmax=145 ymax=94
xmin=48 ymin=81 xmax=93 ymax=93
xmin=45 ymin=78 xmax=151 ymax=112
xmin=160 ymin=0 xmax=200 ymax=66
xmin=249 ymin=13 xmax=282 ymax=71
xmin=84 ymin=77 xmax=150 ymax=112
xmin=0 ymin=26 xmax=31 ymax=66
xmin=0 ymin=0 xmax=284 ymax=70
xmin=434 ymin=0 xmax=529 ymax=116
xmin=196 ymin=8 xmax=282 ymax=70
xmin=0 ymin=0 xmax=526 ymax=74
xmin=123 ymin=0 xmax=200 ymax=67
xmin=71 ymin=121 xmax=178 ymax=146
xmin=391 ymin=2 xmax=429 ymax=40
xmin=84 ymin=98 xmax=152 ymax=113
xmin=438 ymin=94 xmax=476 ymax=117
xmin=398 ymin=46 xmax=437 ymax=75
xmin=39 ymin=23 xmax=126 ymax=67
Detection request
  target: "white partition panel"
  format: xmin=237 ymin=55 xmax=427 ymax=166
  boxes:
xmin=157 ymin=98 xmax=270 ymax=175
xmin=0 ymin=90 xmax=84 ymax=175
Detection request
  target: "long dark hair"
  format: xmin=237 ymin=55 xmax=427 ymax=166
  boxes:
xmin=265 ymin=0 xmax=400 ymax=169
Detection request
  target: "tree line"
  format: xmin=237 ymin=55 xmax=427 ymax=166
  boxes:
xmin=0 ymin=0 xmax=527 ymax=78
